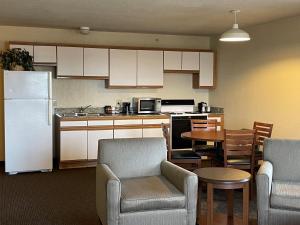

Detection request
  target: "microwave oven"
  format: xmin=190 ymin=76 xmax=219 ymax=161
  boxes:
xmin=132 ymin=97 xmax=162 ymax=114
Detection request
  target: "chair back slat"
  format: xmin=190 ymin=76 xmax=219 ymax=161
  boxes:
xmin=226 ymin=145 xmax=253 ymax=152
xmin=226 ymin=150 xmax=253 ymax=156
xmin=226 ymin=139 xmax=254 ymax=145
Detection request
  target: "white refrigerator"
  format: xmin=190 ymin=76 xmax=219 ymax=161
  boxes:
xmin=4 ymin=70 xmax=53 ymax=174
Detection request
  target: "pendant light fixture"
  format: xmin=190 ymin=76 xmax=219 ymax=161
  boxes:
xmin=219 ymin=10 xmax=250 ymax=42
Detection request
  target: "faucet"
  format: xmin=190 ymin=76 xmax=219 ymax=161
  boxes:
xmin=79 ymin=105 xmax=92 ymax=113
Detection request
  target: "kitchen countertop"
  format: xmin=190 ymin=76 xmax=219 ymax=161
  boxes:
xmin=55 ymin=112 xmax=224 ymax=121
xmin=56 ymin=113 xmax=171 ymax=121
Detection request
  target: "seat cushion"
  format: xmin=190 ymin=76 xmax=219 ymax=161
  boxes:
xmin=172 ymin=150 xmax=200 ymax=159
xmin=120 ymin=175 xmax=186 ymax=213
xmin=271 ymin=180 xmax=300 ymax=211
xmin=194 ymin=145 xmax=217 ymax=157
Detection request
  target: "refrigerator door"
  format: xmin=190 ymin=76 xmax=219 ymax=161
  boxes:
xmin=5 ymin=99 xmax=53 ymax=173
xmin=4 ymin=71 xmax=52 ymax=99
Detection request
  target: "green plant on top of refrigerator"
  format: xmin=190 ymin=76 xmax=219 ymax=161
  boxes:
xmin=0 ymin=48 xmax=34 ymax=71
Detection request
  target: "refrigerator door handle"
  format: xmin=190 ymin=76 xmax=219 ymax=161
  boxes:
xmin=48 ymin=72 xmax=52 ymax=99
xmin=48 ymin=100 xmax=52 ymax=126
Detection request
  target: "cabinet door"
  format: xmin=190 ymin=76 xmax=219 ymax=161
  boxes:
xmin=143 ymin=128 xmax=164 ymax=138
xmin=114 ymin=119 xmax=142 ymax=125
xmin=10 ymin=44 xmax=33 ymax=57
xmin=163 ymin=51 xmax=181 ymax=70
xmin=87 ymin=130 xmax=113 ymax=160
xmin=57 ymin=46 xmax=83 ymax=76
xmin=143 ymin=119 xmax=169 ymax=125
xmin=199 ymin=52 xmax=214 ymax=87
xmin=84 ymin=48 xmax=109 ymax=77
xmin=137 ymin=50 xmax=163 ymax=86
xmin=34 ymin=46 xmax=56 ymax=63
xmin=182 ymin=52 xmax=199 ymax=70
xmin=60 ymin=130 xmax=87 ymax=160
xmin=109 ymin=49 xmax=137 ymax=86
xmin=114 ymin=129 xmax=142 ymax=138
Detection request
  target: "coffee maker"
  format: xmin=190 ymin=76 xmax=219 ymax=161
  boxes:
xmin=198 ymin=102 xmax=207 ymax=113
xmin=122 ymin=102 xmax=131 ymax=114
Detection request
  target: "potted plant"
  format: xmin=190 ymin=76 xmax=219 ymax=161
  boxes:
xmin=0 ymin=48 xmax=34 ymax=71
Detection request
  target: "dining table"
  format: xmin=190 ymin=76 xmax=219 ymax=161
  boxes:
xmin=181 ymin=129 xmax=225 ymax=142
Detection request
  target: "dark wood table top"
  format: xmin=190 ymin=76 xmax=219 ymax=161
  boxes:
xmin=181 ymin=129 xmax=225 ymax=142
xmin=194 ymin=167 xmax=251 ymax=184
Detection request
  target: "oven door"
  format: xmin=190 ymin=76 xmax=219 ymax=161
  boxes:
xmin=171 ymin=115 xmax=207 ymax=149
xmin=139 ymin=99 xmax=156 ymax=113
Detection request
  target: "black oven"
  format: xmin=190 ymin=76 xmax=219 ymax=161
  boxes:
xmin=171 ymin=115 xmax=207 ymax=149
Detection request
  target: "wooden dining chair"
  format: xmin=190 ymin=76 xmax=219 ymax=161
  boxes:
xmin=191 ymin=119 xmax=218 ymax=165
xmin=253 ymin=121 xmax=273 ymax=167
xmin=162 ymin=123 xmax=201 ymax=171
xmin=223 ymin=129 xmax=256 ymax=197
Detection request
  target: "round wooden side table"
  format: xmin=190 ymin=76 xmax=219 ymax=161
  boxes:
xmin=194 ymin=167 xmax=251 ymax=225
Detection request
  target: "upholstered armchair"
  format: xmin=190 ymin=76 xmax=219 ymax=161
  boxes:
xmin=96 ymin=138 xmax=198 ymax=225
xmin=257 ymin=139 xmax=300 ymax=225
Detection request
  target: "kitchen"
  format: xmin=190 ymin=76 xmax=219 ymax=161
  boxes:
xmin=0 ymin=27 xmax=213 ymax=166
xmin=2 ymin=39 xmax=222 ymax=172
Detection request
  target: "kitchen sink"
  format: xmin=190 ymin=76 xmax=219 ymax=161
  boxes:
xmin=62 ymin=112 xmax=102 ymax=117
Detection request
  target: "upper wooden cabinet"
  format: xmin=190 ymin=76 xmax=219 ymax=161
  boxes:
xmin=182 ymin=52 xmax=199 ymax=71
xmin=164 ymin=51 xmax=200 ymax=72
xmin=109 ymin=49 xmax=164 ymax=88
xmin=33 ymin=45 xmax=56 ymax=63
xmin=8 ymin=41 xmax=216 ymax=89
xmin=163 ymin=51 xmax=181 ymax=70
xmin=10 ymin=44 xmax=34 ymax=57
xmin=137 ymin=50 xmax=163 ymax=87
xmin=193 ymin=52 xmax=215 ymax=88
xmin=57 ymin=46 xmax=83 ymax=77
xmin=83 ymin=48 xmax=109 ymax=77
xmin=109 ymin=49 xmax=137 ymax=87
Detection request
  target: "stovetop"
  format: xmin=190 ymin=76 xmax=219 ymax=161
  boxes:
xmin=169 ymin=112 xmax=208 ymax=116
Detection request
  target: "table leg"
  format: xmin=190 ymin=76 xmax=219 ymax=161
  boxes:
xmin=243 ymin=182 xmax=249 ymax=225
xmin=207 ymin=183 xmax=214 ymax=225
xmin=226 ymin=189 xmax=234 ymax=225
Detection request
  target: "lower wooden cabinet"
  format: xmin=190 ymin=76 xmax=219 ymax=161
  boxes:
xmin=114 ymin=129 xmax=143 ymax=139
xmin=60 ymin=130 xmax=87 ymax=161
xmin=142 ymin=128 xmax=164 ymax=138
xmin=57 ymin=116 xmax=170 ymax=169
xmin=87 ymin=130 xmax=113 ymax=160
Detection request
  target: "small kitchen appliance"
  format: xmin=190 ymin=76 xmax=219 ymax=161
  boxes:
xmin=104 ymin=105 xmax=112 ymax=114
xmin=198 ymin=102 xmax=208 ymax=113
xmin=122 ymin=102 xmax=131 ymax=114
xmin=132 ymin=97 xmax=161 ymax=114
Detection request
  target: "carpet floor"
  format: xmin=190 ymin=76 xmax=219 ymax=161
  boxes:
xmin=0 ymin=164 xmax=257 ymax=225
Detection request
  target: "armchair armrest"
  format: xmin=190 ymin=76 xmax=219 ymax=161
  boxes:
xmin=256 ymin=161 xmax=273 ymax=225
xmin=161 ymin=160 xmax=198 ymax=225
xmin=96 ymin=164 xmax=121 ymax=225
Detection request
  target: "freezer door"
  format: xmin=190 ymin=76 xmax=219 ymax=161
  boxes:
xmin=4 ymin=71 xmax=52 ymax=99
xmin=4 ymin=99 xmax=53 ymax=173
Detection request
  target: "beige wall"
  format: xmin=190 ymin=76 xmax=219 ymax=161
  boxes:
xmin=0 ymin=25 xmax=211 ymax=161
xmin=210 ymin=15 xmax=300 ymax=139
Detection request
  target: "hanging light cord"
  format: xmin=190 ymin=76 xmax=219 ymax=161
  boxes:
xmin=234 ymin=11 xmax=237 ymax=24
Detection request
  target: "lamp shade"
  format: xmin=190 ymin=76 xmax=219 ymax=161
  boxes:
xmin=219 ymin=23 xmax=250 ymax=42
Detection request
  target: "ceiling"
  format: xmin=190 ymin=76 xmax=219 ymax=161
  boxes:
xmin=0 ymin=0 xmax=300 ymax=35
